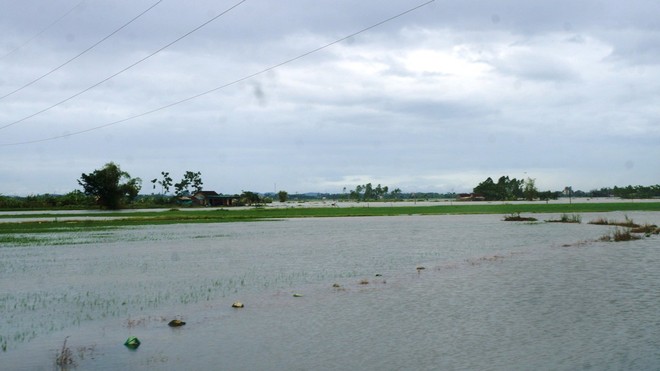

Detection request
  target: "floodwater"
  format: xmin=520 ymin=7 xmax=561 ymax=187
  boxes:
xmin=1 ymin=212 xmax=660 ymax=370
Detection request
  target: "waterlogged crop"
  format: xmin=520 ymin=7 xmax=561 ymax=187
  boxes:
xmin=0 ymin=223 xmax=368 ymax=352
xmin=546 ymin=213 xmax=582 ymax=223
xmin=2 ymin=205 xmax=659 ymax=355
xmin=0 ymin=235 xmax=44 ymax=246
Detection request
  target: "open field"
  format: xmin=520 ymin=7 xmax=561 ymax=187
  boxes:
xmin=1 ymin=201 xmax=660 ymax=234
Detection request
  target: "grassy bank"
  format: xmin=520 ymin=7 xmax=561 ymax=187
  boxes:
xmin=1 ymin=201 xmax=660 ymax=234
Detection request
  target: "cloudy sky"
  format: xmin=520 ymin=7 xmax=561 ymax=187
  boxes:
xmin=1 ymin=0 xmax=658 ymax=196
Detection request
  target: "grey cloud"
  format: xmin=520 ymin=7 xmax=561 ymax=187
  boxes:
xmin=0 ymin=0 xmax=658 ymax=195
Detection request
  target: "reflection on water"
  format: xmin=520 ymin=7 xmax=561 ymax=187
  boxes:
xmin=1 ymin=212 xmax=659 ymax=370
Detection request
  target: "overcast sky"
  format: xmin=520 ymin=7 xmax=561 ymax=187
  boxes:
xmin=1 ymin=0 xmax=658 ymax=196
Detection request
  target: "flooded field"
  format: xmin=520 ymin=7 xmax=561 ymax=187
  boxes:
xmin=2 ymin=212 xmax=660 ymax=370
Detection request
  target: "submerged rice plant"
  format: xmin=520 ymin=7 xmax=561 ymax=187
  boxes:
xmin=55 ymin=337 xmax=74 ymax=368
xmin=589 ymin=215 xmax=640 ymax=228
xmin=600 ymin=227 xmax=641 ymax=242
xmin=503 ymin=213 xmax=537 ymax=222
xmin=546 ymin=213 xmax=582 ymax=223
xmin=630 ymin=223 xmax=660 ymax=235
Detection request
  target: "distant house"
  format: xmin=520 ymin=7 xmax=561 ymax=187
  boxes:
xmin=192 ymin=191 xmax=237 ymax=207
xmin=176 ymin=194 xmax=193 ymax=206
xmin=457 ymin=193 xmax=485 ymax=201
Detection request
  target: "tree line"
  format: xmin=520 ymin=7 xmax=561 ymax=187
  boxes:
xmin=585 ymin=185 xmax=660 ymax=199
xmin=472 ymin=176 xmax=556 ymax=201
xmin=345 ymin=183 xmax=400 ymax=202
xmin=472 ymin=176 xmax=660 ymax=201
xmin=2 ymin=163 xmax=659 ymax=209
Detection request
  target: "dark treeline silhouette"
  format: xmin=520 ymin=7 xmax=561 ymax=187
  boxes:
xmin=584 ymin=185 xmax=660 ymax=199
xmin=2 ymin=179 xmax=659 ymax=210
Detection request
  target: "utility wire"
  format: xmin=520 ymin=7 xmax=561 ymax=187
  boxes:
xmin=0 ymin=0 xmax=85 ymax=61
xmin=0 ymin=0 xmax=163 ymax=101
xmin=0 ymin=0 xmax=435 ymax=146
xmin=0 ymin=0 xmax=247 ymax=131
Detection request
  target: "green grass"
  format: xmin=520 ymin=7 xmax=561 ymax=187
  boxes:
xmin=1 ymin=202 xmax=660 ymax=234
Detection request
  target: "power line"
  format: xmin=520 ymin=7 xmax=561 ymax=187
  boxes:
xmin=0 ymin=0 xmax=163 ymax=101
xmin=0 ymin=0 xmax=85 ymax=61
xmin=0 ymin=0 xmax=435 ymax=146
xmin=0 ymin=0 xmax=247 ymax=131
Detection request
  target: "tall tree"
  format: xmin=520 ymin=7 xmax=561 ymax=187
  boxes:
xmin=474 ymin=177 xmax=498 ymax=200
xmin=474 ymin=176 xmax=523 ymax=201
xmin=174 ymin=171 xmax=203 ymax=196
xmin=240 ymin=190 xmax=261 ymax=205
xmin=363 ymin=183 xmax=374 ymax=200
xmin=151 ymin=171 xmax=173 ymax=195
xmin=78 ymin=162 xmax=141 ymax=209
xmin=523 ymin=177 xmax=539 ymax=201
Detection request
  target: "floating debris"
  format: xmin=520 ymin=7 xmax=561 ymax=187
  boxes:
xmin=124 ymin=336 xmax=140 ymax=349
xmin=232 ymin=301 xmax=244 ymax=308
xmin=293 ymin=293 xmax=304 ymax=298
xmin=375 ymin=273 xmax=382 ymax=277
xmin=416 ymin=266 xmax=426 ymax=271
xmin=168 ymin=319 xmax=186 ymax=327
xmin=332 ymin=283 xmax=341 ymax=288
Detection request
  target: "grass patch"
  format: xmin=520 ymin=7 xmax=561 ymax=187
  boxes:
xmin=588 ymin=215 xmax=640 ymax=228
xmin=630 ymin=223 xmax=660 ymax=235
xmin=503 ymin=213 xmax=537 ymax=222
xmin=546 ymin=213 xmax=582 ymax=223
xmin=0 ymin=235 xmax=45 ymax=245
xmin=600 ymin=227 xmax=642 ymax=242
xmin=1 ymin=202 xmax=659 ymax=235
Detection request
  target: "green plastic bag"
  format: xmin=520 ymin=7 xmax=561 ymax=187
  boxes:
xmin=124 ymin=336 xmax=141 ymax=349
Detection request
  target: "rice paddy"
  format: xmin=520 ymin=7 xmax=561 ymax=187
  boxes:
xmin=1 ymin=205 xmax=659 ymax=369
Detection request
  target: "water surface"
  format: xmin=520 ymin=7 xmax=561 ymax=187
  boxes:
xmin=1 ymin=212 xmax=659 ymax=370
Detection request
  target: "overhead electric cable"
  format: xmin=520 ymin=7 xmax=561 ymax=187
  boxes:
xmin=0 ymin=0 xmax=85 ymax=61
xmin=0 ymin=0 xmax=247 ymax=131
xmin=0 ymin=0 xmax=163 ymax=101
xmin=0 ymin=0 xmax=435 ymax=146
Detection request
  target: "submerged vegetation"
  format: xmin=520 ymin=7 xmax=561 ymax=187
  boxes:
xmin=585 ymin=215 xmax=660 ymax=242
xmin=0 ymin=203 xmax=658 ymax=364
xmin=631 ymin=223 xmax=660 ymax=235
xmin=546 ymin=213 xmax=582 ymax=223
xmin=503 ymin=213 xmax=538 ymax=222
xmin=55 ymin=337 xmax=74 ymax=368
xmin=588 ymin=215 xmax=640 ymax=228
xmin=599 ymin=228 xmax=642 ymax=242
